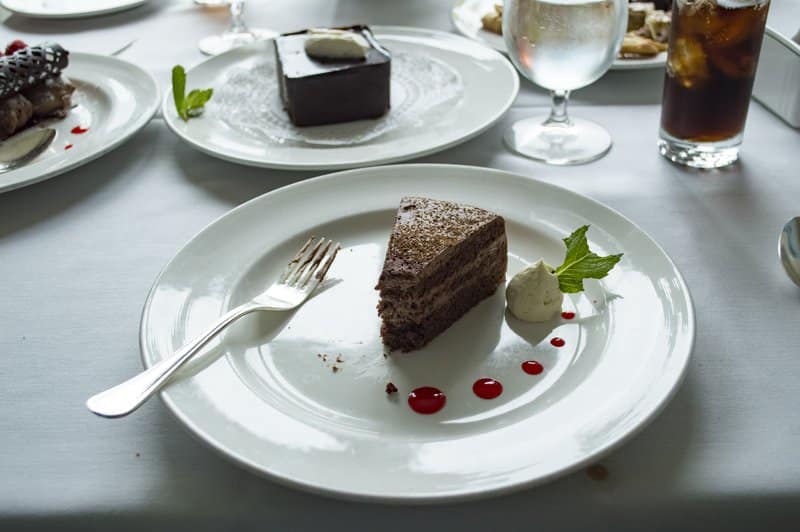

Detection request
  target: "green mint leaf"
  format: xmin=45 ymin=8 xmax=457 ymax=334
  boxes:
xmin=557 ymin=225 xmax=591 ymax=273
xmin=171 ymin=65 xmax=212 ymax=121
xmin=172 ymin=65 xmax=187 ymax=121
xmin=554 ymin=225 xmax=623 ymax=293
xmin=185 ymin=88 xmax=213 ymax=116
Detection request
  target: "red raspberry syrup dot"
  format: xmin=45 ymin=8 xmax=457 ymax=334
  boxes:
xmin=408 ymin=387 xmax=446 ymax=414
xmin=64 ymin=144 xmax=73 ymax=150
xmin=522 ymin=361 xmax=544 ymax=375
xmin=71 ymin=125 xmax=89 ymax=134
xmin=561 ymin=311 xmax=575 ymax=320
xmin=472 ymin=378 xmax=503 ymax=399
xmin=5 ymin=40 xmax=27 ymax=55
xmin=550 ymin=337 xmax=566 ymax=348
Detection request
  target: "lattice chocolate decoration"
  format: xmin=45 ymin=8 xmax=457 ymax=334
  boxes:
xmin=0 ymin=43 xmax=69 ymax=100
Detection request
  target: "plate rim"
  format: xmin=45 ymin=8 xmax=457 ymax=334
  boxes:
xmin=0 ymin=0 xmax=147 ymax=19
xmin=139 ymin=162 xmax=696 ymax=504
xmin=0 ymin=52 xmax=160 ymax=194
xmin=449 ymin=0 xmax=667 ymax=71
xmin=161 ymin=25 xmax=520 ymax=171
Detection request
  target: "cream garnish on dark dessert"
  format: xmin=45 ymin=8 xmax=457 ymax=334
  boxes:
xmin=273 ymin=25 xmax=390 ymax=127
xmin=376 ymin=197 xmax=508 ymax=352
xmin=0 ymin=42 xmax=74 ymax=141
xmin=304 ymin=28 xmax=369 ymax=61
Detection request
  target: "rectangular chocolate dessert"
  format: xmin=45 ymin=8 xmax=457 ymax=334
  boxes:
xmin=376 ymin=197 xmax=507 ymax=352
xmin=273 ymin=25 xmax=390 ymax=127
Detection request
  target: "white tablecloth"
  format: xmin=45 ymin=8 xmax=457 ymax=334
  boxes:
xmin=1 ymin=1 xmax=799 ymax=530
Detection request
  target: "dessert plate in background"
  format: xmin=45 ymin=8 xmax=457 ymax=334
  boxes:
xmin=0 ymin=0 xmax=147 ymax=18
xmin=140 ymin=164 xmax=695 ymax=502
xmin=162 ymin=27 xmax=519 ymax=170
xmin=0 ymin=53 xmax=159 ymax=194
xmin=451 ymin=0 xmax=668 ymax=70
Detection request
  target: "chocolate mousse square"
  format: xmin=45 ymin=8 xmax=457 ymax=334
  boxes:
xmin=273 ymin=25 xmax=391 ymax=127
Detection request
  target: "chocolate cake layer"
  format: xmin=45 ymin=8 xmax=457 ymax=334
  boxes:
xmin=378 ymin=236 xmax=506 ymax=324
xmin=273 ymin=25 xmax=390 ymax=127
xmin=378 ymin=222 xmax=505 ymax=298
xmin=380 ymin=269 xmax=505 ymax=352
xmin=376 ymin=196 xmax=507 ymax=352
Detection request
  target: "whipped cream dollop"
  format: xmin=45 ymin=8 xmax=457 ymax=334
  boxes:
xmin=304 ymin=28 xmax=369 ymax=60
xmin=506 ymin=259 xmax=564 ymax=322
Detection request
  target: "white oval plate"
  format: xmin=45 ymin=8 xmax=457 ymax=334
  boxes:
xmin=0 ymin=53 xmax=159 ymax=194
xmin=140 ymin=164 xmax=695 ymax=503
xmin=162 ymin=27 xmax=519 ymax=170
xmin=0 ymin=0 xmax=147 ymax=18
xmin=451 ymin=0 xmax=668 ymax=70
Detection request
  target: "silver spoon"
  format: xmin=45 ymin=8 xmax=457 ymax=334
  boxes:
xmin=779 ymin=216 xmax=800 ymax=288
xmin=0 ymin=128 xmax=56 ymax=174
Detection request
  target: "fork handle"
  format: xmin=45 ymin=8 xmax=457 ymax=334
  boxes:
xmin=86 ymin=303 xmax=259 ymax=418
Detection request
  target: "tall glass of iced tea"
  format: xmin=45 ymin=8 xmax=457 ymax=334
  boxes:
xmin=658 ymin=0 xmax=770 ymax=169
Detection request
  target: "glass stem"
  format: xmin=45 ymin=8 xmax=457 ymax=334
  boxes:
xmin=229 ymin=0 xmax=248 ymax=34
xmin=545 ymin=90 xmax=571 ymax=127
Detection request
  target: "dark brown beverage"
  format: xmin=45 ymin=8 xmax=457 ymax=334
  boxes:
xmin=660 ymin=0 xmax=769 ymax=143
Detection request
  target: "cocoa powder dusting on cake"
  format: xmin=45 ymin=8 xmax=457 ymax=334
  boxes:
xmin=381 ymin=197 xmax=501 ymax=277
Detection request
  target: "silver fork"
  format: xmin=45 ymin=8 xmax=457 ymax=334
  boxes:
xmin=86 ymin=236 xmax=340 ymax=418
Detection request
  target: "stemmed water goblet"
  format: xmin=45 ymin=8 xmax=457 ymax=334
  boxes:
xmin=502 ymin=0 xmax=628 ymax=165
xmin=198 ymin=0 xmax=276 ymax=56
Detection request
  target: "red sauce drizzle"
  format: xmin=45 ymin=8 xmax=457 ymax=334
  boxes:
xmin=64 ymin=144 xmax=73 ymax=150
xmin=550 ymin=337 xmax=566 ymax=348
xmin=408 ymin=387 xmax=446 ymax=414
xmin=522 ymin=360 xmax=544 ymax=375
xmin=472 ymin=378 xmax=503 ymax=399
xmin=561 ymin=311 xmax=575 ymax=320
xmin=71 ymin=126 xmax=89 ymax=134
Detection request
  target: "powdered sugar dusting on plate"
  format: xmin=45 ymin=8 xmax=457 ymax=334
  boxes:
xmin=211 ymin=52 xmax=464 ymax=147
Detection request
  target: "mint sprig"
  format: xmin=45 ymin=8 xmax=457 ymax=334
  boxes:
xmin=172 ymin=65 xmax=213 ymax=121
xmin=554 ymin=225 xmax=623 ymax=293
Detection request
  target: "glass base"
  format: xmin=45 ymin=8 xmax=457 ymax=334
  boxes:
xmin=658 ymin=131 xmax=741 ymax=169
xmin=198 ymin=29 xmax=277 ymax=55
xmin=504 ymin=116 xmax=612 ymax=166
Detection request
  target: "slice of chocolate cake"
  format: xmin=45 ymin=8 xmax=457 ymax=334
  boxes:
xmin=376 ymin=197 xmax=507 ymax=352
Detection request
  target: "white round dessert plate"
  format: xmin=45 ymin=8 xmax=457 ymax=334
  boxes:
xmin=0 ymin=53 xmax=159 ymax=194
xmin=140 ymin=164 xmax=695 ymax=503
xmin=451 ymin=0 xmax=668 ymax=70
xmin=0 ymin=0 xmax=147 ymax=18
xmin=162 ymin=26 xmax=519 ymax=170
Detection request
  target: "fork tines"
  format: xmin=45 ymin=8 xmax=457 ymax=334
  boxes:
xmin=281 ymin=236 xmax=340 ymax=288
